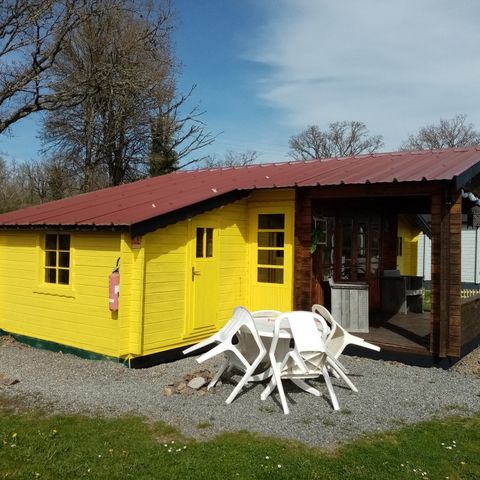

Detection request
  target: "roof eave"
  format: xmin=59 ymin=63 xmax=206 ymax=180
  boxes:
xmin=455 ymin=161 xmax=480 ymax=190
xmin=130 ymin=189 xmax=252 ymax=237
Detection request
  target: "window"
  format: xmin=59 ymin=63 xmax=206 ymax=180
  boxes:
xmin=196 ymin=227 xmax=214 ymax=258
xmin=257 ymin=213 xmax=285 ymax=284
xmin=45 ymin=234 xmax=70 ymax=285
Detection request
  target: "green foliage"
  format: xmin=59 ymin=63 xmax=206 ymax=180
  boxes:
xmin=149 ymin=114 xmax=180 ymax=175
xmin=423 ymin=289 xmax=431 ymax=311
xmin=0 ymin=411 xmax=479 ymax=479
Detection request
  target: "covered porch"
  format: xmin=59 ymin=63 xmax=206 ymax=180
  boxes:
xmin=293 ymin=178 xmax=480 ymax=363
xmin=363 ymin=311 xmax=430 ymax=355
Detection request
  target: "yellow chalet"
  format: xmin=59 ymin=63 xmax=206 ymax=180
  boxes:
xmin=1 ymin=148 xmax=480 ymax=367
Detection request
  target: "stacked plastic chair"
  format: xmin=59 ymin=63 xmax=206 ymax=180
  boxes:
xmin=183 ymin=306 xmax=267 ymax=404
xmin=260 ymin=311 xmax=355 ymax=414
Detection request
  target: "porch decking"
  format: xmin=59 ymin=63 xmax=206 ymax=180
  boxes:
xmin=359 ymin=311 xmax=431 ymax=355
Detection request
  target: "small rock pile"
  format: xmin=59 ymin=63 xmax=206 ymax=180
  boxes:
xmin=452 ymin=346 xmax=480 ymax=377
xmin=0 ymin=335 xmax=17 ymax=346
xmin=163 ymin=369 xmax=214 ymax=396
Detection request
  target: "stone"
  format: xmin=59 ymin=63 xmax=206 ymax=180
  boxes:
xmin=176 ymin=382 xmax=187 ymax=391
xmin=187 ymin=376 xmax=206 ymax=390
xmin=164 ymin=387 xmax=174 ymax=396
xmin=0 ymin=374 xmax=18 ymax=386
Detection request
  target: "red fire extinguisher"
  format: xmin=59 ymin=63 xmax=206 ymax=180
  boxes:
xmin=109 ymin=258 xmax=120 ymax=311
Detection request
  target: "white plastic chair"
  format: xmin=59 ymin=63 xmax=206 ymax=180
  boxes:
xmin=182 ymin=306 xmax=267 ymax=404
xmin=251 ymin=310 xmax=283 ymax=319
xmin=260 ymin=311 xmax=354 ymax=414
xmin=311 ymin=304 xmax=381 ymax=363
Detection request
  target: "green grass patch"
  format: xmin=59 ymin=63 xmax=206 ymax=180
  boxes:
xmin=0 ymin=410 xmax=479 ymax=479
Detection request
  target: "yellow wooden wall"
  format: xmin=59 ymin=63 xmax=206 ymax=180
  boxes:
xmin=0 ymin=189 xmax=296 ymax=360
xmin=397 ymin=215 xmax=421 ymax=276
xmin=141 ymin=199 xmax=249 ymax=355
xmin=140 ymin=189 xmax=295 ymax=356
xmin=0 ymin=231 xmax=122 ymax=357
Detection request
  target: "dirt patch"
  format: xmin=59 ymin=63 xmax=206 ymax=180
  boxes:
xmin=0 ymin=335 xmax=17 ymax=347
xmin=452 ymin=346 xmax=480 ymax=377
xmin=0 ymin=393 xmax=36 ymax=414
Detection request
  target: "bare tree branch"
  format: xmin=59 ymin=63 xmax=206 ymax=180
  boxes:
xmin=202 ymin=150 xmax=261 ymax=169
xmin=0 ymin=0 xmax=90 ymax=134
xmin=400 ymin=114 xmax=480 ymax=150
xmin=42 ymin=0 xmax=180 ymax=189
xmin=149 ymin=84 xmax=217 ymax=175
xmin=288 ymin=121 xmax=383 ymax=160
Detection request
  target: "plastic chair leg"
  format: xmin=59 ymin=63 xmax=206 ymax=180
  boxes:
xmin=327 ymin=357 xmax=358 ymax=393
xmin=208 ymin=359 xmax=229 ymax=390
xmin=321 ymin=365 xmax=340 ymax=411
xmin=347 ymin=335 xmax=380 ymax=352
xmin=225 ymin=365 xmax=254 ymax=404
xmin=182 ymin=336 xmax=216 ymax=355
xmin=225 ymin=353 xmax=265 ymax=404
xmin=249 ymin=367 xmax=272 ymax=382
xmin=332 ymin=357 xmax=349 ymax=374
xmin=291 ymin=378 xmax=321 ymax=397
xmin=196 ymin=342 xmax=229 ymax=363
xmin=276 ymin=377 xmax=289 ymax=414
xmin=261 ymin=360 xmax=289 ymax=414
xmin=261 ymin=375 xmax=277 ymax=400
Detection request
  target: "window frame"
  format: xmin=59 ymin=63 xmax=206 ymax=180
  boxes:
xmin=43 ymin=233 xmax=71 ymax=286
xmin=256 ymin=213 xmax=286 ymax=285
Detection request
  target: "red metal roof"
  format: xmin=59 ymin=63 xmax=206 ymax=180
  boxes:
xmin=1 ymin=147 xmax=479 ymax=229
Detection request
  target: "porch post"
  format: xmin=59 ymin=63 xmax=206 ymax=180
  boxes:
xmin=294 ymin=190 xmax=312 ymax=310
xmin=430 ymin=187 xmax=462 ymax=357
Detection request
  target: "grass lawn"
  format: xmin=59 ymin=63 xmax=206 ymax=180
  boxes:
xmin=0 ymin=406 xmax=479 ymax=479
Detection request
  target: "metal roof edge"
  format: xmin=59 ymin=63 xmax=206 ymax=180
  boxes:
xmin=454 ymin=160 xmax=480 ymax=190
xmin=130 ymin=189 xmax=252 ymax=237
xmin=0 ymin=224 xmax=129 ymax=232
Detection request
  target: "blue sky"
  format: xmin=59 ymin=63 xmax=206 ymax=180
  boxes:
xmin=2 ymin=0 xmax=480 ymax=165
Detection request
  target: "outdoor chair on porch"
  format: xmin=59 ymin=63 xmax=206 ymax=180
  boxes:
xmin=182 ymin=306 xmax=267 ymax=404
xmin=260 ymin=311 xmax=353 ymax=414
xmin=312 ymin=304 xmax=380 ymax=382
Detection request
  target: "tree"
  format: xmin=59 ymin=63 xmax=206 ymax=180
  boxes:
xmin=149 ymin=87 xmax=215 ymax=176
xmin=15 ymin=157 xmax=76 ymax=203
xmin=400 ymin=114 xmax=480 ymax=150
xmin=288 ymin=121 xmax=384 ymax=161
xmin=0 ymin=0 xmax=89 ymax=134
xmin=0 ymin=157 xmax=18 ymax=212
xmin=202 ymin=150 xmax=260 ymax=169
xmin=42 ymin=0 xmax=176 ymax=191
xmin=42 ymin=1 xmax=215 ymax=190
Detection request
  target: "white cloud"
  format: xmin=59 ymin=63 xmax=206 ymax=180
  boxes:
xmin=246 ymin=0 xmax=480 ymax=149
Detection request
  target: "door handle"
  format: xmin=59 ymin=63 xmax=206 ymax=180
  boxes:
xmin=192 ymin=266 xmax=201 ymax=281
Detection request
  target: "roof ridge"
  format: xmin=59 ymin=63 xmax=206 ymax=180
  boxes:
xmin=169 ymin=146 xmax=480 ymax=175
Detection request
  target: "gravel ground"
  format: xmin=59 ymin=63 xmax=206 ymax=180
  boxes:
xmin=1 ymin=337 xmax=480 ymax=448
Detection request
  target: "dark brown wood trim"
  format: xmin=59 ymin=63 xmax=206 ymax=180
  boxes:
xmin=293 ymin=190 xmax=312 ymax=310
xmin=300 ymin=181 xmax=444 ymax=200
xmin=430 ymin=186 xmax=462 ymax=357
